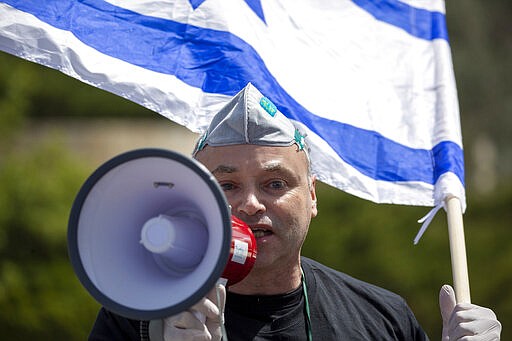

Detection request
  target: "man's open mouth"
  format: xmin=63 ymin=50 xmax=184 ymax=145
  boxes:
xmin=251 ymin=228 xmax=273 ymax=238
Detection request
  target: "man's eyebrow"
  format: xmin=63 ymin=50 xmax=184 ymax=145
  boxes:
xmin=211 ymin=162 xmax=295 ymax=175
xmin=263 ymin=162 xmax=297 ymax=178
xmin=211 ymin=165 xmax=237 ymax=174
xmin=263 ymin=161 xmax=283 ymax=172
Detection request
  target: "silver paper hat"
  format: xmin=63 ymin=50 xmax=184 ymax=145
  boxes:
xmin=193 ymin=83 xmax=307 ymax=156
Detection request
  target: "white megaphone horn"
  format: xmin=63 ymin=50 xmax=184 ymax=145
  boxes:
xmin=67 ymin=148 xmax=256 ymax=320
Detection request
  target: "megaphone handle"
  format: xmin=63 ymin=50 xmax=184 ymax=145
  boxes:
xmin=192 ymin=310 xmax=206 ymax=324
xmin=192 ymin=279 xmax=228 ymax=340
xmin=191 ymin=311 xmax=228 ymax=341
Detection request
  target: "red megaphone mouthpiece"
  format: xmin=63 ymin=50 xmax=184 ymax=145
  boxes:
xmin=222 ymin=215 xmax=257 ymax=286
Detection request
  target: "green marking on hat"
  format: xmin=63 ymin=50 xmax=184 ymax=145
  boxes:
xmin=259 ymin=96 xmax=277 ymax=117
xmin=195 ymin=132 xmax=208 ymax=153
xmin=294 ymin=129 xmax=305 ymax=150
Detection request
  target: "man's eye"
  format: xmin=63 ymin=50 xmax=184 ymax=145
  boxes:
xmin=268 ymin=180 xmax=286 ymax=190
xmin=220 ymin=183 xmax=235 ymax=191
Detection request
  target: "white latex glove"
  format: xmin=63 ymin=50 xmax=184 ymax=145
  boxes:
xmin=149 ymin=284 xmax=226 ymax=341
xmin=439 ymin=284 xmax=501 ymax=340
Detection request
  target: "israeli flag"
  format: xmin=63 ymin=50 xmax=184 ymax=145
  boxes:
xmin=0 ymin=0 xmax=465 ymax=211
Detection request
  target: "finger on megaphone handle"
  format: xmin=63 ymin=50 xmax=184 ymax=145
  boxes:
xmin=204 ymin=283 xmax=226 ymax=341
xmin=159 ymin=283 xmax=226 ymax=341
xmin=191 ymin=283 xmax=226 ymax=324
xmin=192 ymin=310 xmax=206 ymax=324
xmin=215 ymin=283 xmax=227 ymax=325
xmin=161 ymin=310 xmax=211 ymax=341
xmin=165 ymin=310 xmax=206 ymax=330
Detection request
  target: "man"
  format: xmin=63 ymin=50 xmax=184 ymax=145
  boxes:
xmin=90 ymin=83 xmax=501 ymax=340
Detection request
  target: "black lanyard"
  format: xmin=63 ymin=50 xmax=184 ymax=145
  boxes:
xmin=301 ymin=268 xmax=313 ymax=341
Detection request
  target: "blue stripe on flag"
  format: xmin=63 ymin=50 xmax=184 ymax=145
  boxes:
xmin=5 ymin=0 xmax=463 ymax=186
xmin=352 ymin=0 xmax=449 ymax=41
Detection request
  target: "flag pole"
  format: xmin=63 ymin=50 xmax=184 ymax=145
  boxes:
xmin=445 ymin=195 xmax=471 ymax=303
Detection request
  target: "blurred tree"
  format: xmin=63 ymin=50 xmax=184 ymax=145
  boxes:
xmin=446 ymin=0 xmax=512 ymax=194
xmin=0 ymin=139 xmax=101 ymax=339
xmin=0 ymin=53 xmax=33 ymax=146
xmin=0 ymin=53 xmax=101 ymax=340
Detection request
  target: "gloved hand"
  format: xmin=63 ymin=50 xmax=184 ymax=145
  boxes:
xmin=149 ymin=284 xmax=226 ymax=341
xmin=439 ymin=284 xmax=501 ymax=340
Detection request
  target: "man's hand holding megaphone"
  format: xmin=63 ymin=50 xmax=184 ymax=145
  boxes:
xmin=149 ymin=283 xmax=226 ymax=341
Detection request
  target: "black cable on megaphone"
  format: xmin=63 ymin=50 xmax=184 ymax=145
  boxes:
xmin=67 ymin=148 xmax=256 ymax=321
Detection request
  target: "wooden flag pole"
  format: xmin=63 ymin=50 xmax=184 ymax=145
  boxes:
xmin=445 ymin=195 xmax=471 ymax=303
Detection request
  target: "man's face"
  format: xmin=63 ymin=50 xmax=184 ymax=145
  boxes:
xmin=195 ymin=144 xmax=317 ymax=272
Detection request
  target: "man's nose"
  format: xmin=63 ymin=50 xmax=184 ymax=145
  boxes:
xmin=236 ymin=189 xmax=265 ymax=216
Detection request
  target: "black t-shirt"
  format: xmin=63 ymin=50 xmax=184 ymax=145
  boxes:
xmin=226 ymin=281 xmax=308 ymax=340
xmin=89 ymin=257 xmax=429 ymax=340
xmin=225 ymin=257 xmax=428 ymax=340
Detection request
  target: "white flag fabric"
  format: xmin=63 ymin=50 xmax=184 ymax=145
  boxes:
xmin=0 ymin=0 xmax=465 ymax=209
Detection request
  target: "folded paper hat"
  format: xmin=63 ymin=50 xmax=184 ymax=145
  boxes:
xmin=193 ymin=82 xmax=307 ymax=155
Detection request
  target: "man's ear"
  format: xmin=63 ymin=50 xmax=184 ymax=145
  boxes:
xmin=310 ymin=175 xmax=318 ymax=217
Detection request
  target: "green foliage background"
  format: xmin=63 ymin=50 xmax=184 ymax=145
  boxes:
xmin=1 ymin=1 xmax=510 ymax=339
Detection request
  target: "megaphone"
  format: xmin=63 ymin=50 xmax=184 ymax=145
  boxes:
xmin=67 ymin=148 xmax=257 ymax=320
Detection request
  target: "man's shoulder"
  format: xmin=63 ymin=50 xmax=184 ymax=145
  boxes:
xmin=301 ymin=256 xmax=406 ymax=305
xmin=300 ymin=256 xmax=377 ymax=287
xmin=301 ymin=257 xmax=428 ymax=340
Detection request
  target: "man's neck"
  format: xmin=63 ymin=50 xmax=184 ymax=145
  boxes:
xmin=227 ymin=258 xmax=302 ymax=295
